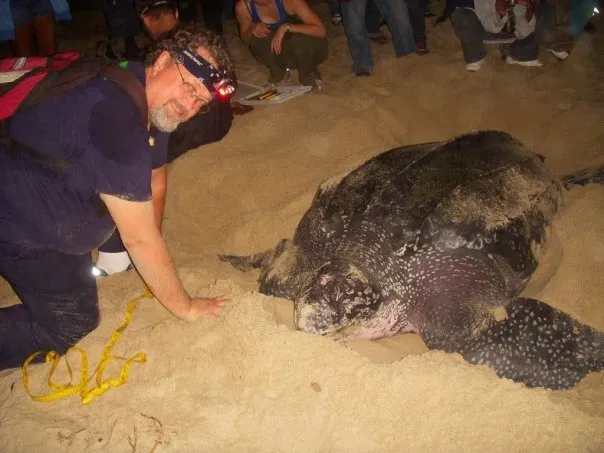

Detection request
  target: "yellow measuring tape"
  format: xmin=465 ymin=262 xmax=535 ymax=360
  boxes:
xmin=22 ymin=288 xmax=154 ymax=405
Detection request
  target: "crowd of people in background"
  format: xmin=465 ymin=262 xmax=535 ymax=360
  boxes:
xmin=1 ymin=0 xmax=598 ymax=78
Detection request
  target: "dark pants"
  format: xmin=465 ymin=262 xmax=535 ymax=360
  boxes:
xmin=178 ymin=0 xmax=224 ymax=34
xmin=341 ymin=0 xmax=416 ymax=73
xmin=451 ymin=2 xmax=557 ymax=63
xmin=366 ymin=0 xmax=383 ymax=36
xmin=406 ymin=0 xmax=427 ymax=48
xmin=326 ymin=0 xmax=341 ymax=16
xmin=103 ymin=0 xmax=141 ymax=39
xmin=0 ymin=242 xmax=100 ymax=370
xmin=249 ymin=33 xmax=329 ymax=85
xmin=361 ymin=0 xmax=425 ymax=45
xmin=200 ymin=0 xmax=224 ymax=34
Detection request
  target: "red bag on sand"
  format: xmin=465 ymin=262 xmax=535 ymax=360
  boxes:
xmin=0 ymin=51 xmax=80 ymax=121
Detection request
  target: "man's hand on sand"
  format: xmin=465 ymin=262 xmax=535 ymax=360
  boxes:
xmin=183 ymin=296 xmax=228 ymax=321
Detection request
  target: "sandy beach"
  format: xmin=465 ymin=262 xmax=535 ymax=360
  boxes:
xmin=0 ymin=4 xmax=603 ymax=452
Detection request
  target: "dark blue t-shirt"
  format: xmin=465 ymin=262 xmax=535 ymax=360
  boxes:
xmin=0 ymin=62 xmax=169 ymax=254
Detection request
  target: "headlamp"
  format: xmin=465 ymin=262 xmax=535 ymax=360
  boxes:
xmin=173 ymin=47 xmax=236 ymax=100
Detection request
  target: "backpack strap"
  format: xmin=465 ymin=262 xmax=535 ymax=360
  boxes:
xmin=16 ymin=59 xmax=148 ymax=125
xmin=98 ymin=64 xmax=148 ymax=124
xmin=1 ymin=59 xmax=148 ymax=169
xmin=0 ymin=136 xmax=74 ymax=169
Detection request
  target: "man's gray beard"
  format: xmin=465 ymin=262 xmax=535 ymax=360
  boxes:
xmin=151 ymin=105 xmax=180 ymax=132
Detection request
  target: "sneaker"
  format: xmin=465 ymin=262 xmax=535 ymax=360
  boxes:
xmin=93 ymin=251 xmax=133 ymax=277
xmin=547 ymin=49 xmax=569 ymax=60
xmin=331 ymin=13 xmax=343 ymax=25
xmin=465 ymin=58 xmax=484 ymax=71
xmin=91 ymin=263 xmax=133 ymax=277
xmin=506 ymin=56 xmax=543 ymax=67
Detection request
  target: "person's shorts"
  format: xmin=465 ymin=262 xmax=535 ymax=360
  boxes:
xmin=10 ymin=0 xmax=53 ymax=28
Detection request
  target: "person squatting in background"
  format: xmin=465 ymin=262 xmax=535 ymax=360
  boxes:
xmin=235 ymin=0 xmax=328 ymax=91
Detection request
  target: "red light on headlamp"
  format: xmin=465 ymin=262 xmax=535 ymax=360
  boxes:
xmin=215 ymin=79 xmax=236 ymax=99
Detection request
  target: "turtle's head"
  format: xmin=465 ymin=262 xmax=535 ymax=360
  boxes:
xmin=295 ymin=260 xmax=381 ymax=338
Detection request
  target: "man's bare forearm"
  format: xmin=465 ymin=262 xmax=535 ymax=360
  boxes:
xmin=124 ymin=232 xmax=192 ymax=319
xmin=286 ymin=23 xmax=325 ymax=38
xmin=151 ymin=166 xmax=167 ymax=231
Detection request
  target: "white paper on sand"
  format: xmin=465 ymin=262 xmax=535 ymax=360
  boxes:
xmin=0 ymin=69 xmax=32 ymax=84
xmin=235 ymin=81 xmax=311 ymax=105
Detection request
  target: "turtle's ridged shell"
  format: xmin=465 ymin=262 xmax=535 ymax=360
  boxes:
xmin=290 ymin=131 xmax=562 ymax=294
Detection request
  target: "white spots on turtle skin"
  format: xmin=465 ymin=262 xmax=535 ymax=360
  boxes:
xmin=453 ymin=299 xmax=604 ymax=389
xmin=319 ymin=274 xmax=333 ymax=286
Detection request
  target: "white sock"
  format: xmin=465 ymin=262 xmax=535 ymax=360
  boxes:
xmin=95 ymin=251 xmax=132 ymax=275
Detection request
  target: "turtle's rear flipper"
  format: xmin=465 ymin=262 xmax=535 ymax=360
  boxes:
xmin=421 ymin=297 xmax=603 ymax=389
xmin=218 ymin=250 xmax=274 ymax=272
xmin=561 ymin=164 xmax=604 ymax=189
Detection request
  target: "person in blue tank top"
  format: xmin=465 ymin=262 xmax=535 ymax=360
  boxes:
xmin=235 ymin=0 xmax=328 ymax=92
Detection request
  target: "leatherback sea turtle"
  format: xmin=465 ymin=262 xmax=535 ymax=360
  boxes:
xmin=220 ymin=130 xmax=604 ymax=390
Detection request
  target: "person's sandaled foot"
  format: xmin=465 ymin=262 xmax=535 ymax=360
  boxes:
xmin=301 ymin=69 xmax=326 ymax=93
xmin=547 ymin=48 xmax=569 ymax=60
xmin=465 ymin=57 xmax=485 ymax=71
xmin=310 ymin=78 xmax=326 ymax=93
xmin=506 ymin=56 xmax=543 ymax=67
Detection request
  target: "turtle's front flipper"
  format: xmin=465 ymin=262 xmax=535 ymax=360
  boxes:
xmin=418 ymin=292 xmax=603 ymax=389
xmin=456 ymin=298 xmax=604 ymax=389
xmin=411 ymin=249 xmax=603 ymax=389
